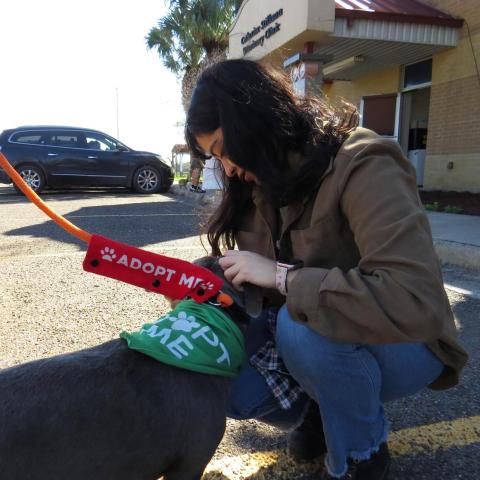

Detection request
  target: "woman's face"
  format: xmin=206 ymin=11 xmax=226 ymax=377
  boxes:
xmin=195 ymin=128 xmax=259 ymax=184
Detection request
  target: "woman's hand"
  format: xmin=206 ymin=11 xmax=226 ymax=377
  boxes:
xmin=218 ymin=250 xmax=276 ymax=291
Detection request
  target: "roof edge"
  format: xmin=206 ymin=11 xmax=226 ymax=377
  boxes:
xmin=335 ymin=8 xmax=464 ymax=28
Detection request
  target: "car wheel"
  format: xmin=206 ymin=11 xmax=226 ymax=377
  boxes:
xmin=132 ymin=166 xmax=162 ymax=194
xmin=14 ymin=165 xmax=46 ymax=194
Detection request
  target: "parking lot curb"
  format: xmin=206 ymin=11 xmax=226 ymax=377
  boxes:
xmin=169 ymin=188 xmax=480 ymax=271
xmin=169 ymin=184 xmax=221 ymax=208
xmin=434 ymin=239 xmax=480 ymax=271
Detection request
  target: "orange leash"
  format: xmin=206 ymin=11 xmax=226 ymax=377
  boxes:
xmin=0 ymin=152 xmax=91 ymax=243
xmin=0 ymin=152 xmax=232 ymax=305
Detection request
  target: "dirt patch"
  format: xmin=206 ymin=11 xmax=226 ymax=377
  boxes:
xmin=419 ymin=190 xmax=480 ymax=216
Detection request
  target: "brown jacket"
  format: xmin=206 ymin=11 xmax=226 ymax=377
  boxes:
xmin=235 ymin=127 xmax=468 ymax=390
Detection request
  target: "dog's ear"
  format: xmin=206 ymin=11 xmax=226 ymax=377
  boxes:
xmin=243 ymin=283 xmax=263 ymax=319
xmin=193 ymin=255 xmax=244 ymax=306
xmin=193 ymin=256 xmax=263 ymax=317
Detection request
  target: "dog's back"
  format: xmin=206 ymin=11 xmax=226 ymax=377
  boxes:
xmin=0 ymin=339 xmax=230 ymax=480
xmin=0 ymin=256 xmax=258 ymax=479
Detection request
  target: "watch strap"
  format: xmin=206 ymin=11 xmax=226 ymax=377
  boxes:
xmin=276 ymin=262 xmax=302 ymax=295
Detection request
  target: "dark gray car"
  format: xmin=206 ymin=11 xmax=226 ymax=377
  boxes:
xmin=0 ymin=126 xmax=174 ymax=194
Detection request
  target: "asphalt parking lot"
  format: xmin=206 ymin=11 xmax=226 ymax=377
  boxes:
xmin=0 ymin=184 xmax=478 ymax=479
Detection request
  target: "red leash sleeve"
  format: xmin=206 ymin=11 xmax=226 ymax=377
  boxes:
xmin=83 ymin=235 xmax=223 ymax=302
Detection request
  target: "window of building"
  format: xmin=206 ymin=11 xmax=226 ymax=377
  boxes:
xmin=403 ymin=59 xmax=432 ymax=90
xmin=362 ymin=94 xmax=398 ymax=136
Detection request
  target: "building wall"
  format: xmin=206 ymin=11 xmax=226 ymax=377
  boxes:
xmin=322 ymin=0 xmax=480 ymax=192
xmin=229 ymin=0 xmax=335 ymax=60
xmin=324 ymin=10 xmax=479 ymax=191
xmin=420 ymin=0 xmax=480 ymax=192
xmin=322 ymin=66 xmax=400 ymax=108
xmin=233 ymin=0 xmax=480 ymax=191
xmin=421 ymin=0 xmax=480 ymax=36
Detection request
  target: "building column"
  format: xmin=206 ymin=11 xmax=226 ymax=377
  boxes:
xmin=284 ymin=42 xmax=331 ymax=97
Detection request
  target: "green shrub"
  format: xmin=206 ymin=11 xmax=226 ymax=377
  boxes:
xmin=424 ymin=202 xmax=441 ymax=212
xmin=444 ymin=205 xmax=464 ymax=214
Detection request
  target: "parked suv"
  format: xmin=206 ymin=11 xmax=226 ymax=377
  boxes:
xmin=0 ymin=126 xmax=174 ymax=194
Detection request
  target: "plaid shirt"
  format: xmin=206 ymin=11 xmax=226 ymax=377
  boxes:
xmin=250 ymin=308 xmax=304 ymax=410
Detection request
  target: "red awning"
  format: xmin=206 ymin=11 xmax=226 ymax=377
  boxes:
xmin=335 ymin=0 xmax=463 ymax=27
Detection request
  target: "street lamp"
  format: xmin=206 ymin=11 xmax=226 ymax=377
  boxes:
xmin=116 ymin=87 xmax=119 ymax=138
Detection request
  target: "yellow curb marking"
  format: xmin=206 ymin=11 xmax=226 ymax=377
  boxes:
xmin=204 ymin=416 xmax=480 ymax=479
xmin=389 ymin=415 xmax=480 ymax=456
xmin=205 ymin=451 xmax=320 ymax=480
xmin=205 ymin=451 xmax=280 ymax=479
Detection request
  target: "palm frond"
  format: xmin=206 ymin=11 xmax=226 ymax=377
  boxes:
xmin=147 ymin=0 xmax=240 ymax=108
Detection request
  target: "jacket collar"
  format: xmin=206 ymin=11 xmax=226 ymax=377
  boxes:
xmin=251 ymin=151 xmax=335 ymax=237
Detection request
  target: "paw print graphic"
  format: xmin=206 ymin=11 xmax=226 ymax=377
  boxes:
xmin=100 ymin=247 xmax=117 ymax=262
xmin=170 ymin=311 xmax=200 ymax=332
xmin=202 ymin=281 xmax=215 ymax=291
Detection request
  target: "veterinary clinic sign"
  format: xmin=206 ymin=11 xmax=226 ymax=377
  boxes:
xmin=241 ymin=8 xmax=283 ymax=55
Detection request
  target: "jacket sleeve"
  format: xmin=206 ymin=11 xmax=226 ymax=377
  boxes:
xmin=286 ymin=139 xmax=451 ymax=344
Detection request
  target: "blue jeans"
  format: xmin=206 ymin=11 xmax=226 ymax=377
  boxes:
xmin=226 ymin=305 xmax=444 ymax=478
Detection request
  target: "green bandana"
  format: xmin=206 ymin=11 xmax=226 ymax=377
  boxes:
xmin=120 ymin=300 xmax=245 ymax=378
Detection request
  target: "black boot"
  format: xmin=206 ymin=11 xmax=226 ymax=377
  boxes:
xmin=320 ymin=443 xmax=391 ymax=480
xmin=287 ymin=400 xmax=327 ymax=462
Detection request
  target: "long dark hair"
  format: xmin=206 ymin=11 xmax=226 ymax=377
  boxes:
xmin=185 ymin=59 xmax=358 ymax=256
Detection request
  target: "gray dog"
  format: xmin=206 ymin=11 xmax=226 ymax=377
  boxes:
xmin=0 ymin=257 xmax=261 ymax=480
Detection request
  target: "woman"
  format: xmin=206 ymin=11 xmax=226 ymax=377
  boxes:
xmin=185 ymin=59 xmax=467 ymax=480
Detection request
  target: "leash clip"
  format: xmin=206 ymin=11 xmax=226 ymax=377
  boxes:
xmin=207 ymin=291 xmax=234 ymax=308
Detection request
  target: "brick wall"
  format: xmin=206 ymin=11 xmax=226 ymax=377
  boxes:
xmin=428 ymin=76 xmax=480 ymax=156
xmin=420 ymin=0 xmax=480 ymax=36
xmin=423 ymin=0 xmax=480 ymax=191
xmin=424 ymin=154 xmax=480 ymax=192
xmin=322 ymin=65 xmax=400 ymax=106
xmin=322 ymin=0 xmax=480 ymax=191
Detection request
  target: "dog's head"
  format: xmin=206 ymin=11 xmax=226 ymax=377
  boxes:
xmin=192 ymin=256 xmax=264 ymax=325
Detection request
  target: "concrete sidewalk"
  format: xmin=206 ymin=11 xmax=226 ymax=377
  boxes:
xmin=427 ymin=212 xmax=480 ymax=271
xmin=170 ymin=184 xmax=480 ymax=271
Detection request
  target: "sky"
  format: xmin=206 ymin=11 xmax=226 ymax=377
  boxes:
xmin=0 ymin=1 xmax=185 ymax=162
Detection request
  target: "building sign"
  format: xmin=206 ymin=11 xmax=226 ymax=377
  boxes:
xmin=241 ymin=8 xmax=283 ymax=56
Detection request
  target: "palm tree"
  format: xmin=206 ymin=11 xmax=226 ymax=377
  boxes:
xmin=146 ymin=0 xmax=243 ymax=111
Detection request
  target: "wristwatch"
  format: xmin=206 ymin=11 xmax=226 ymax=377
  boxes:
xmin=276 ymin=261 xmax=303 ymax=296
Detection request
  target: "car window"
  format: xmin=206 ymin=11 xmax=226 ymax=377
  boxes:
xmin=85 ymin=133 xmax=117 ymax=151
xmin=11 ymin=132 xmax=43 ymax=145
xmin=52 ymin=134 xmax=80 ymax=148
xmin=39 ymin=134 xmax=55 ymax=146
